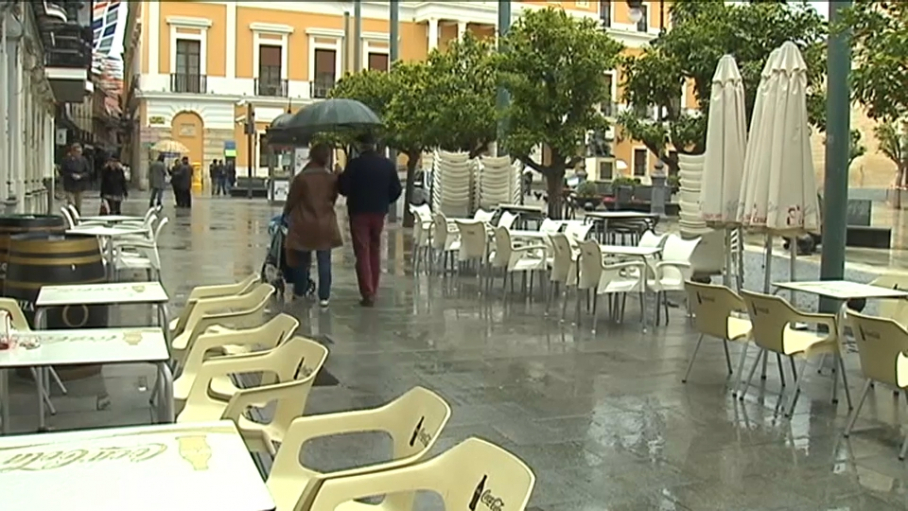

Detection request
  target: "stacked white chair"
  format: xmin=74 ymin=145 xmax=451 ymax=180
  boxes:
xmin=432 ymin=150 xmax=475 ymax=218
xmin=477 ymin=155 xmax=521 ymax=210
xmin=677 ymin=153 xmax=709 ymax=237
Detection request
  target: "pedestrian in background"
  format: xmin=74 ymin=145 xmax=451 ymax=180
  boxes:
xmin=149 ymin=154 xmax=167 ymax=207
xmin=100 ymin=156 xmax=128 ymax=214
xmin=283 ymin=143 xmax=341 ymax=306
xmin=175 ymin=156 xmax=193 ymax=208
xmin=338 ymin=133 xmax=402 ymax=307
xmin=60 ymin=143 xmax=90 ymax=213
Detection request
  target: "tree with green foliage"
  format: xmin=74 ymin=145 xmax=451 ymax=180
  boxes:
xmin=845 ymin=2 xmax=908 ymax=123
xmin=619 ymin=1 xmax=827 ymax=174
xmin=428 ymin=32 xmax=498 ymax=157
xmin=874 ymin=122 xmax=907 ymax=189
xmin=498 ymin=7 xmax=624 ymax=218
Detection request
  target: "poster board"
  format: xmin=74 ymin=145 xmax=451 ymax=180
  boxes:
xmin=270 ymin=147 xmax=310 ymax=203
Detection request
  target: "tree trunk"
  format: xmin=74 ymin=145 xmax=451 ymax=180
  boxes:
xmin=545 ymin=168 xmax=565 ymax=219
xmin=402 ymin=151 xmax=420 ymax=228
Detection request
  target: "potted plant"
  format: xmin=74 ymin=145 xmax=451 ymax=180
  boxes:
xmin=574 ymin=180 xmax=601 ymax=210
xmin=612 ymin=176 xmax=636 ymax=204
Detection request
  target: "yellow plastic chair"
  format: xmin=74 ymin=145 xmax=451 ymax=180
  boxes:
xmin=173 ymin=313 xmax=299 ymax=407
xmin=169 ymin=274 xmax=261 ymax=335
xmin=739 ymin=290 xmax=852 ymax=417
xmin=306 ymin=437 xmax=535 ymax=511
xmin=171 ymin=283 xmax=275 ymax=365
xmin=845 ymin=311 xmax=908 ymax=459
xmin=177 ymin=336 xmax=328 ymax=453
xmin=683 ymin=281 xmax=752 ymax=383
xmin=267 ymin=386 xmax=452 ymax=511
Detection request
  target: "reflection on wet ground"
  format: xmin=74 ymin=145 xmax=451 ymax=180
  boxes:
xmin=4 ymin=193 xmax=908 ymax=510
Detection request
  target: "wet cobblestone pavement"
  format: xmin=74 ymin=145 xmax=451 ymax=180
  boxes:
xmin=4 ymin=192 xmax=908 ymax=510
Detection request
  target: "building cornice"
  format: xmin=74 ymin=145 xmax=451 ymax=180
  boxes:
xmin=249 ymin=22 xmax=294 ymax=34
xmin=166 ymin=16 xmax=212 ymax=28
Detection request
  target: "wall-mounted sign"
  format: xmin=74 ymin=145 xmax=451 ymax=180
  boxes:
xmin=55 ymin=129 xmax=67 ymax=146
xmin=148 ymin=116 xmax=166 ymax=126
xmin=224 ymin=141 xmax=236 ymax=158
xmin=270 ymin=178 xmax=290 ymax=202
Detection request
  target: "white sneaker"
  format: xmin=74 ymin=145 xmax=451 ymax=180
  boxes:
xmin=319 ymin=299 xmax=329 ymax=308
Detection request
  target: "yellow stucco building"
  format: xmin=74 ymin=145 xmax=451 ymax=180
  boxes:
xmin=127 ymin=1 xmax=690 ymax=184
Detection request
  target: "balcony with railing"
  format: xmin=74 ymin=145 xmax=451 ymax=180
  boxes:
xmin=170 ymin=73 xmax=207 ymax=94
xmin=255 ymin=78 xmax=289 ymax=98
xmin=310 ymin=76 xmax=336 ymax=99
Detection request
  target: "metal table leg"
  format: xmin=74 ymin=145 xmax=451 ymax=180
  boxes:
xmin=0 ymin=368 xmax=9 ymax=434
xmin=36 ymin=367 xmax=47 ymax=431
xmin=156 ymin=362 xmax=175 ymax=423
xmin=34 ymin=308 xmax=67 ymax=396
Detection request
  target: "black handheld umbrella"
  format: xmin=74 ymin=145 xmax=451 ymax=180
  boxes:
xmin=284 ymin=99 xmax=382 ymax=138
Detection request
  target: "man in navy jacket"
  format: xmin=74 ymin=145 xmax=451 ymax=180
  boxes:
xmin=338 ymin=134 xmax=402 ymax=306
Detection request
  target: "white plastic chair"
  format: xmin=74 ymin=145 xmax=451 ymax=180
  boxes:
xmin=577 ymin=240 xmax=647 ymax=333
xmin=564 ymin=221 xmax=594 ymax=244
xmin=547 ymin=233 xmax=579 ymax=320
xmin=115 ymin=217 xmax=169 ymax=280
xmin=59 ymin=207 xmax=76 ymax=229
xmin=490 ymin=226 xmax=547 ymax=299
xmin=473 ymin=209 xmax=495 ymax=223
xmin=169 ymin=274 xmax=262 ymax=335
xmin=683 ymin=280 xmax=752 ymax=384
xmin=173 ymin=313 xmax=300 ymax=407
xmin=651 ymin=234 xmax=700 ymax=325
xmin=540 ymin=218 xmax=563 ymax=234
xmin=497 ymin=211 xmax=518 ymax=230
xmin=432 ymin=212 xmax=460 ymax=274
xmin=307 ymin=438 xmax=535 ymax=511
xmin=456 ymin=220 xmax=490 ymax=289
xmin=267 ymin=387 xmax=452 ymax=511
xmin=410 ymin=204 xmax=433 ymax=273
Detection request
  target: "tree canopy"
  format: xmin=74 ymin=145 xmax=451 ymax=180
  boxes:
xmin=846 ymin=1 xmax=908 ymax=123
xmin=619 ymin=1 xmax=828 ymax=172
xmin=498 ymin=7 xmax=624 ymax=217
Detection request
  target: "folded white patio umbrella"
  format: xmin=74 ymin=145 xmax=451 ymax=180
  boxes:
xmin=701 ymin=55 xmax=747 ymax=227
xmin=736 ymin=42 xmax=820 ymax=291
xmin=700 ymin=55 xmax=748 ymax=287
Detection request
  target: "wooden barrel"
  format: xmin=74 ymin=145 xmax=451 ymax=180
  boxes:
xmin=5 ymin=233 xmax=108 ymax=380
xmin=0 ymin=215 xmax=65 ymax=290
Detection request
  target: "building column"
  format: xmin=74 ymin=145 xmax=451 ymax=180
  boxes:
xmin=457 ymin=21 xmax=467 ymax=41
xmin=428 ymin=18 xmax=439 ymax=50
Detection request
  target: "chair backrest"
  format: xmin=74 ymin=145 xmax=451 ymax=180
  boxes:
xmin=662 ymin=234 xmax=700 ymax=263
xmin=143 ymin=206 xmax=158 ymax=224
xmin=271 ymin=387 xmax=452 ymax=511
xmin=848 ymin=311 xmax=908 ymax=387
xmin=174 ymin=274 xmax=263 ymax=335
xmin=67 ymin=204 xmax=81 ymax=221
xmin=497 ymin=211 xmax=517 ymax=230
xmin=638 ymin=230 xmax=667 ymax=249
xmin=431 ymin=213 xmax=447 ymax=248
xmin=152 ymin=216 xmax=169 ymax=243
xmin=577 ymin=240 xmax=603 ymax=291
xmin=307 ymin=438 xmax=535 ymax=511
xmin=870 ymin=274 xmax=908 ymax=326
xmin=178 ymin=283 xmax=276 ymax=363
xmin=685 ymin=280 xmax=747 ymax=339
xmin=539 ymin=219 xmax=561 ymax=234
xmin=491 ymin=226 xmax=513 ymax=268
xmin=564 ymin=221 xmax=593 ymax=243
xmin=740 ymin=290 xmax=802 ymax=353
xmin=60 ymin=207 xmax=76 ymax=229
xmin=473 ymin=209 xmax=495 ymax=223
xmin=220 ymin=336 xmax=329 ymax=429
xmin=548 ymin=233 xmax=575 ymax=284
xmin=456 ymin=220 xmax=487 ymax=260
xmin=0 ymin=298 xmax=31 ymax=330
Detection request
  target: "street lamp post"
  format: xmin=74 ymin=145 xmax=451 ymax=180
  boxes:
xmin=496 ymin=1 xmax=511 ymax=156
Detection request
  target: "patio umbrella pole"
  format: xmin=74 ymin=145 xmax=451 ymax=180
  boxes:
xmin=762 ymin=235 xmax=772 ymax=293
xmin=736 ymin=227 xmax=744 ymax=291
xmin=723 ymin=229 xmax=732 ymax=287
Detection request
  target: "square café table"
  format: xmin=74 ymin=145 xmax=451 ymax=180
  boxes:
xmin=0 ymin=420 xmax=275 ymax=511
xmin=66 ymin=225 xmax=150 ymax=279
xmin=0 ymin=327 xmax=173 ymax=434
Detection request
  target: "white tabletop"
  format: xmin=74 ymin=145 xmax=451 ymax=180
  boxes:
xmin=37 ymin=282 xmax=169 ymax=307
xmin=78 ymin=215 xmax=145 ymax=223
xmin=773 ymin=280 xmax=908 ymax=301
xmin=0 ymin=328 xmax=168 ymax=368
xmin=586 ymin=211 xmax=659 ymax=220
xmin=67 ymin=225 xmax=148 ymax=238
xmin=0 ymin=421 xmax=275 ymax=511
xmin=600 ymin=245 xmax=662 ymax=256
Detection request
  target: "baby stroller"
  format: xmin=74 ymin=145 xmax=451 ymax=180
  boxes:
xmin=262 ymin=215 xmax=315 ymax=299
